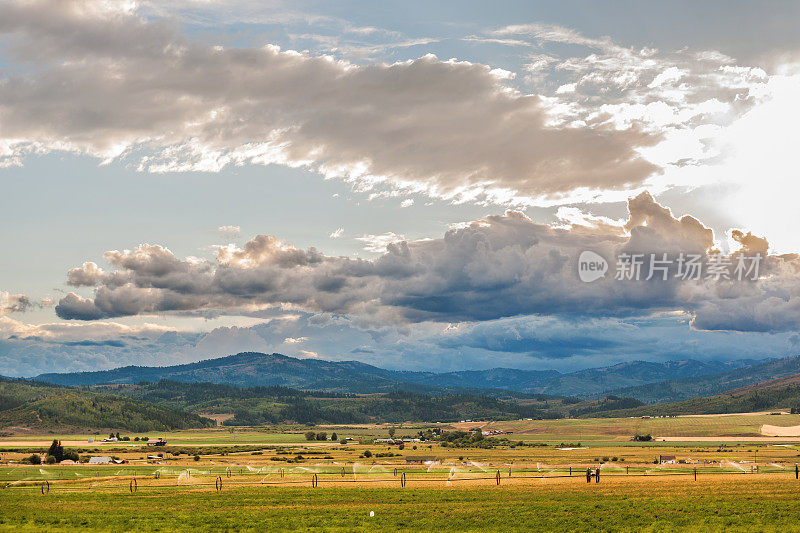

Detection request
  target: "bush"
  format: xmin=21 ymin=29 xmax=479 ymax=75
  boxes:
xmin=27 ymin=454 xmax=42 ymax=465
xmin=45 ymin=455 xmax=57 ymax=464
xmin=362 ymin=450 xmax=372 ymax=458
xmin=340 ymin=439 xmax=348 ymax=445
xmin=304 ymin=431 xmax=316 ymax=441
xmin=193 ymin=455 xmax=200 ymax=461
xmin=398 ymin=444 xmax=405 ymax=450
xmin=330 ymin=432 xmax=338 ymax=441
xmin=316 ymin=432 xmax=327 ymax=441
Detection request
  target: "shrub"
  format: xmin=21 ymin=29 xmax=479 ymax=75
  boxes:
xmin=316 ymin=432 xmax=327 ymax=441
xmin=340 ymin=439 xmax=348 ymax=445
xmin=330 ymin=432 xmax=337 ymax=441
xmin=362 ymin=450 xmax=373 ymax=458
xmin=27 ymin=454 xmax=42 ymax=465
xmin=304 ymin=431 xmax=316 ymax=441
xmin=193 ymin=455 xmax=200 ymax=461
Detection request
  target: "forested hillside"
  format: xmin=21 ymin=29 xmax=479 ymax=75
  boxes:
xmin=94 ymin=380 xmax=569 ymax=425
xmin=0 ymin=377 xmax=213 ymax=433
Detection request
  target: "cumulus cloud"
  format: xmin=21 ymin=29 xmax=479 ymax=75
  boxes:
xmin=0 ymin=0 xmax=658 ymax=204
xmin=0 ymin=291 xmax=30 ymax=316
xmin=53 ymin=192 xmax=800 ymax=333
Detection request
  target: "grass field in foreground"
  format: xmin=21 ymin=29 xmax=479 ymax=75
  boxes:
xmin=2 ymin=474 xmax=800 ymax=531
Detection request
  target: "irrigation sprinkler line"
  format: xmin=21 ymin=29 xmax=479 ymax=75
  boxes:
xmin=8 ymin=466 xmax=797 ymax=495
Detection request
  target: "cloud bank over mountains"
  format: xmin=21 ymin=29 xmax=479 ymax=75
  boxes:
xmin=54 ymin=193 xmax=800 ymax=335
xmin=3 ymin=192 xmax=799 ymax=377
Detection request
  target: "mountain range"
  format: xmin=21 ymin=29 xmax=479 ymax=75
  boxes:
xmin=34 ymin=352 xmax=777 ymax=401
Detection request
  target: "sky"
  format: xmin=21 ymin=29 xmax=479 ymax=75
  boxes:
xmin=1 ymin=0 xmax=800 ymax=377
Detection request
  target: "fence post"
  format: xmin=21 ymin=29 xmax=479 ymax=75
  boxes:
xmin=569 ymin=466 xmax=572 ymax=476
xmin=586 ymin=468 xmax=591 ymax=483
xmin=694 ymin=468 xmax=697 ymax=481
xmin=626 ymin=466 xmax=629 ymax=475
xmin=215 ymin=476 xmax=222 ymax=492
xmin=496 ymin=470 xmax=500 ymax=485
xmin=796 ymin=465 xmax=798 ymax=479
xmin=401 ymin=472 xmax=406 ymax=488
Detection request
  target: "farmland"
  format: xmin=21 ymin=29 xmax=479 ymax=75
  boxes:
xmin=4 ymin=414 xmax=800 ymax=530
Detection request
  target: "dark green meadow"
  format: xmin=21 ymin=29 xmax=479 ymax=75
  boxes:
xmin=2 ymin=475 xmax=800 ymax=532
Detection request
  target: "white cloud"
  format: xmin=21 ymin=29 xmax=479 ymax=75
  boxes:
xmin=329 ymin=227 xmax=344 ymax=239
xmin=400 ymin=199 xmax=414 ymax=208
xmin=355 ymin=232 xmax=406 ymax=253
xmin=218 ymin=225 xmax=241 ymax=238
xmin=0 ymin=0 xmax=657 ymax=206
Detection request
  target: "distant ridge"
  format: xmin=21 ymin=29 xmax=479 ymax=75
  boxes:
xmin=605 ymin=355 xmax=800 ymax=403
xmin=35 ymin=352 xmax=764 ymax=398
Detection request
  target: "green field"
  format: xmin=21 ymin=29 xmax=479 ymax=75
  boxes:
xmin=3 ymin=475 xmax=800 ymax=531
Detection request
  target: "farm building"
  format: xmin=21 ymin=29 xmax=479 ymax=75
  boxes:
xmin=405 ymin=456 xmax=437 ymax=465
xmin=660 ymin=455 xmax=677 ymax=464
xmin=147 ymin=438 xmax=167 ymax=446
xmin=88 ymin=456 xmax=112 ymax=464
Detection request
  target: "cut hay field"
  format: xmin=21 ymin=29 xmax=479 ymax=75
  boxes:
xmin=453 ymin=413 xmax=800 ymax=443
